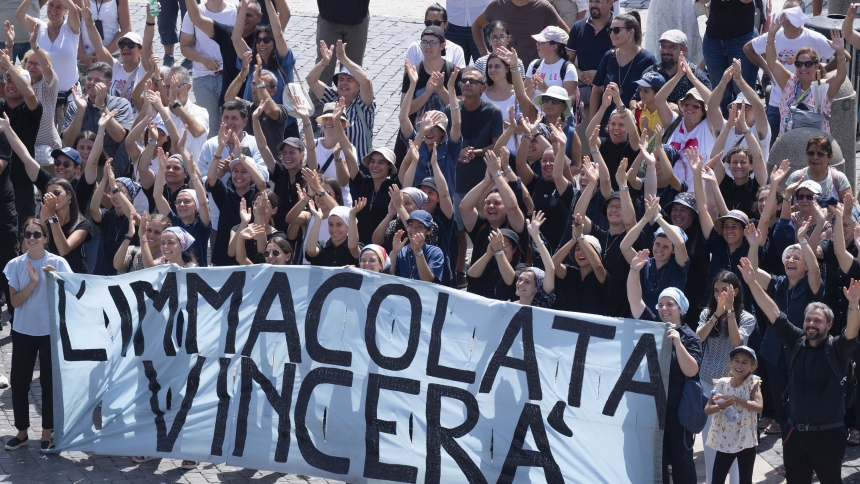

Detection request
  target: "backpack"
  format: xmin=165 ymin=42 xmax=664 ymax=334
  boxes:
xmin=530 ymin=59 xmax=585 ymax=126
xmin=784 ymin=334 xmax=857 ymax=408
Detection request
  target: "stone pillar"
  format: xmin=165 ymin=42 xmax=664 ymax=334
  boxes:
xmin=830 ymin=77 xmax=857 ymax=190
xmin=769 ymin=128 xmax=852 ymax=188
xmin=829 ymin=0 xmax=851 ymax=16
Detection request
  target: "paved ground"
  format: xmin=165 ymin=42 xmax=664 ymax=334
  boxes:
xmin=0 ymin=0 xmax=855 ymax=482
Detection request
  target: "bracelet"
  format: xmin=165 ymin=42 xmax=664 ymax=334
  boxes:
xmin=147 ymin=139 xmax=157 ymax=146
xmin=449 ymin=104 xmax=460 ymax=111
xmin=630 ymin=267 xmax=641 ymax=272
xmin=495 ymin=250 xmax=505 ymax=257
xmin=577 ymin=234 xmax=584 ymax=241
xmin=504 ymin=166 xmax=513 ymax=175
xmin=492 ymin=170 xmax=504 ymax=180
xmin=123 ymin=234 xmax=134 ymax=241
xmin=838 ymin=56 xmax=847 ymax=61
xmin=726 ymin=309 xmax=734 ymax=316
xmin=212 ymin=154 xmax=222 ymax=159
xmin=146 ymin=21 xmax=155 ymax=26
xmin=621 ymin=185 xmax=630 ymax=191
xmin=590 ymin=149 xmax=599 ymax=155
xmin=799 ymin=239 xmax=809 ymax=245
xmin=653 ymin=214 xmax=663 ymax=223
xmin=189 ymin=175 xmax=199 ymax=182
xmin=850 ymin=306 xmax=860 ymax=311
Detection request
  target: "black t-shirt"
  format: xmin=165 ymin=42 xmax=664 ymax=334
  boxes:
xmin=455 ymin=100 xmax=504 ymax=193
xmin=681 ymin=223 xmax=710 ymax=328
xmin=527 ymin=178 xmax=573 ymax=251
xmin=598 ymin=136 xmax=640 ymax=191
xmin=719 ymin=177 xmax=760 ymax=220
xmin=47 ymin=217 xmax=92 ymax=274
xmin=240 ymin=99 xmax=289 ymax=155
xmin=95 ymin=208 xmax=136 ymax=276
xmin=0 ymin=137 xmax=17 ymax=232
xmin=212 ymin=22 xmax=256 ymax=103
xmin=207 ymin=179 xmax=259 ymax=267
xmin=553 ymin=264 xmax=609 ymax=315
xmin=704 ymin=227 xmax=755 ymax=311
xmin=0 ymin=100 xmax=42 ymax=224
xmin=594 ymin=226 xmax=639 ymax=318
xmin=269 ymin=163 xmax=303 ymax=233
xmin=432 ymin=205 xmax=457 ymax=287
xmin=317 ymin=0 xmax=369 ymax=24
xmin=466 ymin=260 xmax=525 ymax=302
xmin=467 ymin=213 xmax=525 ymax=267
xmin=706 ymin=0 xmax=755 ymax=40
xmin=306 ymin=239 xmax=358 ymax=267
xmin=820 ymin=241 xmax=860 ymax=334
xmin=566 ymin=18 xmax=613 ymax=81
xmin=639 ymin=312 xmax=704 ymax=409
xmin=348 ymin=172 xmax=398 ymax=245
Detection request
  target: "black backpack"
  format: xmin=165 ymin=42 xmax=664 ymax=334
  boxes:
xmin=784 ymin=335 xmax=857 ymax=407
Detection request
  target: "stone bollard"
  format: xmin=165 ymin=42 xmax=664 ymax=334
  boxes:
xmin=769 ymin=128 xmax=853 ymax=189
xmin=830 ymin=77 xmax=857 ymax=190
xmin=830 ymin=0 xmax=851 ymax=16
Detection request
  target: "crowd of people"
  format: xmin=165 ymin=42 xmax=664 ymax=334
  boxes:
xmin=0 ymin=0 xmax=859 ymax=481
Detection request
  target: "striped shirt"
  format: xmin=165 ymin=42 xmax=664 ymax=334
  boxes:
xmin=321 ymin=86 xmax=376 ymax=161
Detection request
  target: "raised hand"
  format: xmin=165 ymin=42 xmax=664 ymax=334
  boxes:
xmin=409 ymin=231 xmax=426 ymax=252
xmin=527 ymin=211 xmax=545 ymax=238
xmin=572 ymin=213 xmax=584 ymax=238
xmin=404 ymin=59 xmax=418 ymax=86
xmin=522 ymin=114 xmax=544 ymax=135
xmin=239 ymin=224 xmax=266 ymax=240
xmin=738 ymin=257 xmax=757 ymax=285
xmin=26 ymin=260 xmax=38 ymax=286
xmin=631 ymin=248 xmax=650 ymax=271
xmin=581 ymin=156 xmax=598 ymax=185
xmin=770 ymin=159 xmax=791 ymax=185
xmin=318 ymin=40 xmax=334 ymax=66
xmin=350 ymin=197 xmax=367 ymax=215
xmin=845 ymin=278 xmax=860 ymax=305
xmin=392 ymin=229 xmax=408 ymax=254
xmin=307 ymin=199 xmax=323 ymax=219
xmin=40 ymin=190 xmax=57 ymax=218
xmin=830 ymin=28 xmax=846 ymax=54
xmin=616 ymin=157 xmax=629 ymax=187
xmin=489 ymin=229 xmax=505 ymax=252
xmin=238 ymin=197 xmax=252 ymax=225
xmin=253 ymin=98 xmax=268 ymax=120
xmin=744 ymin=223 xmax=762 ymax=247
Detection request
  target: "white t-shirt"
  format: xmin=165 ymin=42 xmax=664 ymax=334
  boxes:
xmin=720 ymin=119 xmax=772 ymax=179
xmin=3 ymin=251 xmax=72 ymax=336
xmin=180 ymin=4 xmax=237 ymax=78
xmin=751 ymin=29 xmax=834 ymax=108
xmin=667 ymin=115 xmax=715 ymax=192
xmin=157 ymin=101 xmax=210 ymax=157
xmin=404 ymin=41 xmax=466 ymax=69
xmin=110 ymin=60 xmax=147 ymax=104
xmin=482 ymin=91 xmax=520 ymax=154
xmin=302 ymin=214 xmax=331 ymax=265
xmin=35 ymin=19 xmax=79 ymax=91
xmin=81 ymin=0 xmax=121 ymax=55
xmin=446 ymin=0 xmax=492 ymax=26
xmin=314 ymin=139 xmax=354 ymax=207
xmin=526 ymin=57 xmax=578 ymax=99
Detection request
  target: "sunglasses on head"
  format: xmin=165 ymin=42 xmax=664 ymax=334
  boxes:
xmin=23 ymin=231 xmax=43 ymax=239
xmin=54 ymin=160 xmax=74 ymax=168
xmin=117 ymin=40 xmax=138 ymax=50
xmin=263 ymin=250 xmax=286 ymax=258
xmin=806 ymin=150 xmax=828 ymax=157
xmin=794 ymin=60 xmax=818 ymax=68
xmin=424 ymin=20 xmax=443 ymax=26
xmin=256 ymin=36 xmax=274 ymax=44
xmin=608 ymin=26 xmax=628 ymax=34
xmin=796 ymin=193 xmax=816 ymax=201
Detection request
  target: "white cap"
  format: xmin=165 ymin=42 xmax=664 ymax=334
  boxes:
xmin=798 ymin=180 xmax=822 ymax=195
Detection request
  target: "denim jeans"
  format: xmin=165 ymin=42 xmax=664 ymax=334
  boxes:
xmin=766 ymin=105 xmax=780 ymax=148
xmin=11 ymin=43 xmax=30 ymax=62
xmin=702 ymin=30 xmax=759 ymax=117
xmin=446 ymin=23 xmax=483 ymax=65
xmin=157 ymin=0 xmax=188 ymax=46
xmin=192 ymin=74 xmax=223 ymax=138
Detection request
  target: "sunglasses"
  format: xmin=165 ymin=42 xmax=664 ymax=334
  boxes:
xmin=49 ymin=190 xmax=64 ymax=197
xmin=458 ymin=78 xmax=484 ymax=87
xmin=54 ymin=160 xmax=74 ymax=168
xmin=117 ymin=40 xmax=138 ymax=50
xmin=256 ymin=36 xmax=274 ymax=44
xmin=796 ymin=193 xmax=816 ymax=201
xmin=23 ymin=231 xmax=43 ymax=239
xmin=608 ymin=27 xmax=629 ymax=35
xmin=794 ymin=60 xmax=818 ymax=68
xmin=683 ymin=100 xmax=702 ymax=109
xmin=424 ymin=20 xmax=443 ymax=26
xmin=263 ymin=250 xmax=286 ymax=258
xmin=542 ymin=97 xmax=565 ymax=105
xmin=806 ymin=150 xmax=828 ymax=157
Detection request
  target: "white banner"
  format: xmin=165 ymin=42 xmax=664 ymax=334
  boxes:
xmin=49 ymin=265 xmax=672 ymax=483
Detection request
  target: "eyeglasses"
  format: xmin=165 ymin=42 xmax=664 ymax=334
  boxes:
xmin=606 ymin=204 xmax=622 ymax=211
xmin=806 ymin=150 xmax=828 ymax=157
xmin=540 ymin=158 xmax=554 ymax=165
xmin=488 ymin=34 xmax=509 ymax=42
xmin=542 ymin=97 xmax=565 ymax=105
xmin=796 ymin=193 xmax=816 ymax=200
xmin=117 ymin=41 xmax=138 ymax=50
xmin=263 ymin=250 xmax=285 ymax=258
xmin=25 ymin=61 xmax=39 ymax=69
xmin=659 ymin=44 xmax=678 ymax=51
xmin=256 ymin=36 xmax=274 ymax=44
xmin=794 ymin=60 xmax=818 ymax=68
xmin=53 ymin=160 xmax=74 ymax=168
xmin=420 ymin=40 xmax=441 ymax=48
xmin=458 ymin=78 xmax=485 ymax=87
xmin=23 ymin=231 xmax=43 ymax=239
xmin=85 ymin=76 xmax=107 ymax=84
xmin=359 ymin=258 xmax=379 ymax=264
xmin=314 ymin=191 xmax=335 ymax=197
xmin=608 ymin=27 xmax=629 ymax=35
xmin=424 ymin=20 xmax=444 ymax=26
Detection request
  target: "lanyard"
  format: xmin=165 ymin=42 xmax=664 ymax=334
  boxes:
xmin=793 ymin=82 xmax=812 ymax=107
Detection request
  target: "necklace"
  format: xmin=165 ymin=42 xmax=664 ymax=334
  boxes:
xmin=616 ymin=50 xmax=636 ymax=97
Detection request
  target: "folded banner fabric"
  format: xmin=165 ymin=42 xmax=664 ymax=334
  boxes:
xmin=48 ymin=265 xmax=672 ymax=483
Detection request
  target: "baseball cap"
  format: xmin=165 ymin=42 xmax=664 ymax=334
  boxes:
xmin=659 ymin=29 xmax=688 ymax=46
xmin=118 ymin=32 xmax=143 ymax=46
xmin=635 ymin=71 xmax=666 ymax=91
xmin=798 ymin=179 xmax=822 ymax=195
xmin=532 ymin=26 xmax=569 ymax=44
xmin=729 ymin=345 xmax=757 ymax=364
xmin=51 ymin=147 xmax=82 ymax=166
xmin=421 ymin=26 xmax=446 ymax=42
xmin=419 ymin=177 xmax=437 ymax=192
xmin=730 ymin=92 xmax=753 ymax=106
xmin=276 ymin=137 xmax=305 ymax=152
xmin=407 ymin=210 xmax=433 ymax=228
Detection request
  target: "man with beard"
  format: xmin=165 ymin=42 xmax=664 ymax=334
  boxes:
xmin=630 ymin=30 xmax=711 ymax=108
xmin=741 ymin=259 xmax=860 ymax=484
xmin=566 ymin=0 xmax=614 ymax=140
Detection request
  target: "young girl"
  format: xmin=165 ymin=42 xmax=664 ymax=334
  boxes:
xmin=704 ymin=346 xmax=762 ymax=484
xmin=3 ymin=218 xmax=72 ymax=452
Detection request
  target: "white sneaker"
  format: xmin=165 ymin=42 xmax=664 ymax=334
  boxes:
xmin=0 ymin=374 xmax=10 ymax=389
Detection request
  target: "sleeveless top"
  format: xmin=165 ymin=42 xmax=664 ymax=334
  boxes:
xmin=705 ymin=375 xmax=760 ymax=453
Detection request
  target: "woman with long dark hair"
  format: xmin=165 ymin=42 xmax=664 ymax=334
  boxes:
xmin=39 ymin=178 xmax=91 ymax=274
xmin=696 ymin=270 xmax=756 ymax=484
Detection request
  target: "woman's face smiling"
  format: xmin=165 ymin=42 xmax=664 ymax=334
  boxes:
xmin=486 ymin=57 xmax=508 ymax=84
xmin=609 ymin=20 xmax=631 ymax=47
xmin=328 ymin=215 xmax=347 ymax=244
xmin=22 ymin=222 xmax=47 ymax=253
xmin=160 ymin=232 xmax=184 ymax=264
xmin=367 ymin=154 xmax=390 ymax=180
xmin=515 ymin=270 xmax=538 ymax=299
xmin=795 ymin=53 xmax=819 ymax=83
xmin=265 ymin=242 xmax=290 ymax=265
xmin=359 ymin=251 xmax=383 ymax=272
xmin=175 ymin=191 xmax=197 ymax=221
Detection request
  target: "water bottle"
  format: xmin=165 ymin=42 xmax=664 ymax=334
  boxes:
xmin=711 ymin=390 xmax=740 ymax=422
xmin=147 ymin=0 xmax=159 ymax=17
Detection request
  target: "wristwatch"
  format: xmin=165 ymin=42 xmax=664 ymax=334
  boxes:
xmin=256 ymin=82 xmax=267 ymax=89
xmin=492 ymin=170 xmax=504 ymax=180
xmin=317 ymin=190 xmax=327 ymax=198
xmin=46 ymin=216 xmax=59 ymax=224
xmin=111 ymin=187 xmax=122 ymax=194
xmin=171 ymin=101 xmax=182 ymax=110
xmin=96 ymin=104 xmax=106 ymax=110
xmin=413 ymin=250 xmax=425 ymax=258
xmin=32 ymin=45 xmax=40 ymax=52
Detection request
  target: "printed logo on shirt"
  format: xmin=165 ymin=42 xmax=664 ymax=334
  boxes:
xmin=778 ymin=49 xmax=798 ymax=67
xmin=538 ymin=72 xmax=562 ymax=82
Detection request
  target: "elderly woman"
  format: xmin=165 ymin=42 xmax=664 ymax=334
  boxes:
xmin=767 ymin=20 xmax=845 ymax=136
xmin=628 ymin=249 xmax=702 ymax=484
xmin=784 ymin=136 xmax=851 ymax=201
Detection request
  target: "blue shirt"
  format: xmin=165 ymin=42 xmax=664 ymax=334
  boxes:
xmin=566 ymin=16 xmax=615 ymax=84
xmin=593 ymin=48 xmax=658 ymax=131
xmin=167 ymin=212 xmax=212 ymax=267
xmin=399 ymin=129 xmax=461 ymax=195
xmin=640 ymin=256 xmax=689 ymax=311
xmin=395 ymin=244 xmax=444 ymax=283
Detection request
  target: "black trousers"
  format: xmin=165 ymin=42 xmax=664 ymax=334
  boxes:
xmin=11 ymin=331 xmax=53 ymax=431
xmin=0 ymin=229 xmax=19 ymax=324
xmin=783 ymin=425 xmax=847 ymax=484
xmin=663 ymin=406 xmax=697 ymax=484
xmin=712 ymin=447 xmax=757 ymax=484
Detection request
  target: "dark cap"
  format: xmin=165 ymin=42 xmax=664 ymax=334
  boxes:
xmin=419 ymin=177 xmax=437 ymax=192
xmin=421 ymin=25 xmax=445 ymax=42
xmin=499 ymin=228 xmax=519 ymax=247
xmin=729 ymin=345 xmax=757 ymax=364
xmin=276 ymin=137 xmax=305 ymax=152
xmin=407 ymin=210 xmax=433 ymax=228
xmin=666 ymin=192 xmax=698 ymax=214
xmin=51 ymin=147 xmax=82 ymax=166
